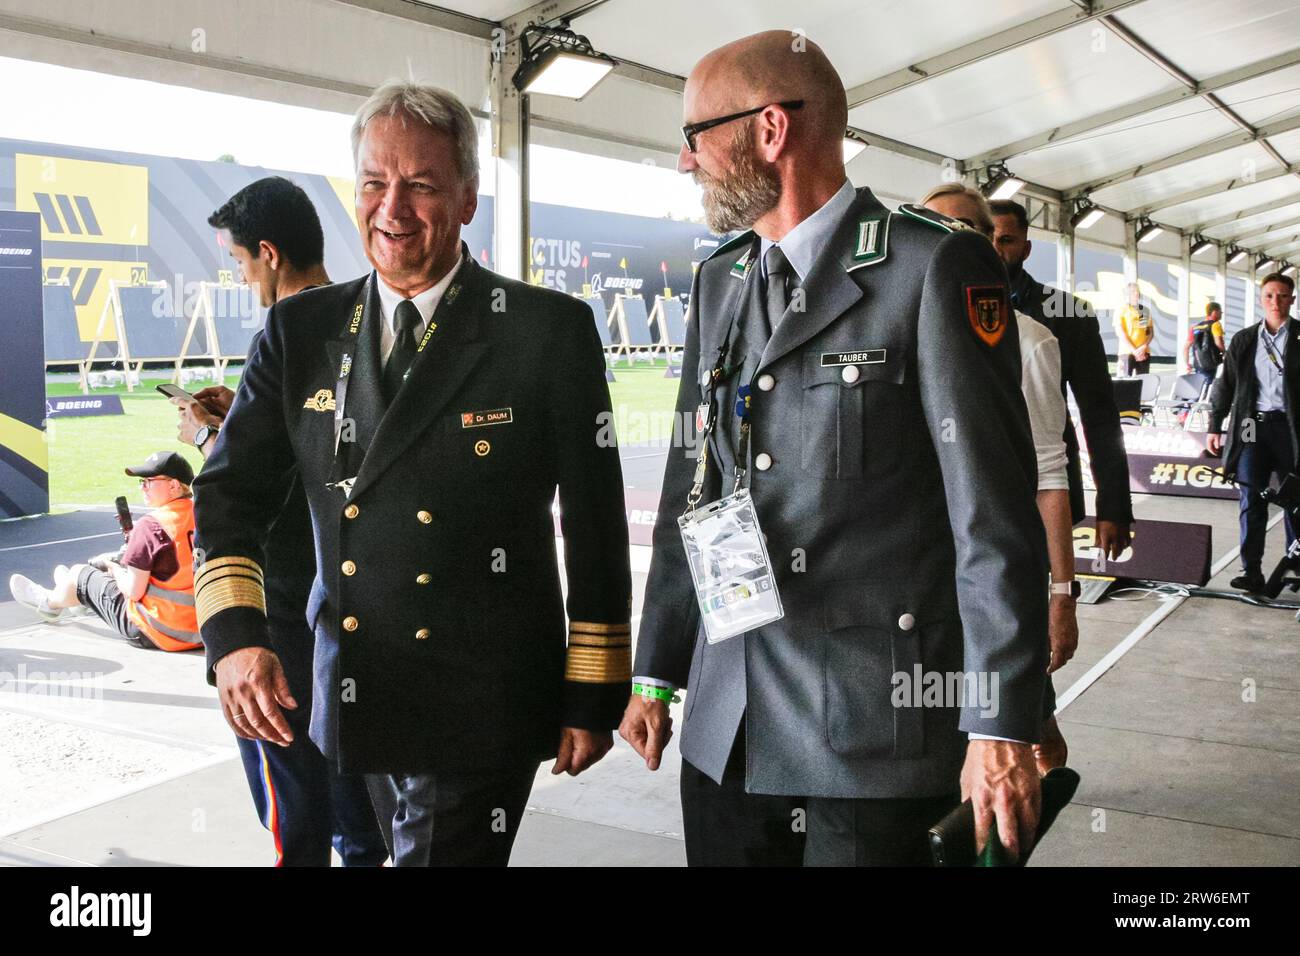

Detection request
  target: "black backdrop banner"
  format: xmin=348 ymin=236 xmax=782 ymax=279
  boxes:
xmin=0 ymin=209 xmax=48 ymax=517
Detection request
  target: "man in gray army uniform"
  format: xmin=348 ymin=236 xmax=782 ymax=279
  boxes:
xmin=621 ymin=32 xmax=1049 ymax=866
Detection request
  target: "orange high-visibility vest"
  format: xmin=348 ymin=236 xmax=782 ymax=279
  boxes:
xmin=126 ymin=498 xmax=201 ymax=651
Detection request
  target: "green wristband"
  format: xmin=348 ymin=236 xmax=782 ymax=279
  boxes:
xmin=632 ymin=682 xmax=677 ymax=703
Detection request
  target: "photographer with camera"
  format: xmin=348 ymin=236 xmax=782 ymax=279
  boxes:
xmin=1208 ymin=274 xmax=1299 ymax=593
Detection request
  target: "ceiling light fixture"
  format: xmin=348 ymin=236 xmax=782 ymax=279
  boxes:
xmin=983 ymin=164 xmax=1025 ymax=201
xmin=1136 ymin=217 xmax=1163 ymax=244
xmin=511 ymin=24 xmax=615 ymax=99
xmin=1069 ymin=199 xmax=1105 ymax=230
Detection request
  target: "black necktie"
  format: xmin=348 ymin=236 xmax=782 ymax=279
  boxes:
xmin=762 ymin=245 xmax=793 ymax=343
xmin=383 ymin=299 xmax=421 ymax=404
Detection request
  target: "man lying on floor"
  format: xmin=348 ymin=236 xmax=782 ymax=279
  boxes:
xmin=9 ymin=451 xmax=202 ymax=652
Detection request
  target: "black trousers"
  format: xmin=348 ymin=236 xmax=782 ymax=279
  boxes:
xmin=681 ymin=725 xmax=958 ymax=866
xmin=366 ymin=763 xmax=538 ymax=867
xmin=1118 ymin=354 xmax=1149 ymax=376
xmin=1236 ymin=417 xmax=1298 ymax=572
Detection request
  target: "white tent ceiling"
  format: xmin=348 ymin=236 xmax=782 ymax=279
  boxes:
xmin=2 ymin=0 xmax=1299 ymax=267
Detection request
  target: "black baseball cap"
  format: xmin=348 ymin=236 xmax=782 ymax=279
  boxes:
xmin=125 ymin=451 xmax=194 ymax=485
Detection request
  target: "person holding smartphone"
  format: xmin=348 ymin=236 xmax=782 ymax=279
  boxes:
xmin=172 ymin=177 xmax=387 ymax=868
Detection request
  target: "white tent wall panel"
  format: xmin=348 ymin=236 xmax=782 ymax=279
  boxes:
xmin=1216 ymin=63 xmax=1300 ymax=124
xmin=1011 ymin=99 xmax=1240 ymax=191
xmin=573 ymin=0 xmax=1074 ymax=92
xmin=1162 ymin=175 xmax=1300 ymax=228
xmin=1092 ymin=142 xmax=1283 ymax=210
xmin=528 ymin=73 xmax=684 ymax=161
xmin=0 ymin=0 xmax=491 ymax=115
xmin=425 ymin=0 xmax=534 ymax=21
xmin=1206 ymin=200 xmax=1300 ymax=239
xmin=1114 ymin=0 xmax=1300 ymax=80
xmin=847 ymin=23 xmax=1180 ymax=159
xmin=1267 ymin=126 xmax=1300 ymax=162
xmin=847 ymin=150 xmax=951 ymax=209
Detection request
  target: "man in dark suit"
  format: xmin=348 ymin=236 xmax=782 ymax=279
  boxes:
xmin=173 ymin=176 xmax=387 ymax=867
xmin=1208 ymin=273 xmax=1299 ymax=593
xmin=620 ymin=31 xmax=1048 ymax=866
xmin=191 ymin=83 xmax=631 ymax=866
xmin=989 ymin=200 xmax=1134 ymax=556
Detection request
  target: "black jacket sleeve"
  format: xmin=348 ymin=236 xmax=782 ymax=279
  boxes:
xmin=191 ymin=303 xmax=296 ymax=682
xmin=1062 ymin=296 xmax=1134 ymax=524
xmin=550 ymin=300 xmax=634 ymax=729
xmin=1209 ymin=332 xmax=1242 ymax=431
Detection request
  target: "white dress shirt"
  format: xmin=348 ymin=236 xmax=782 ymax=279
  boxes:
xmin=1018 ymin=311 xmax=1070 ymax=491
xmin=374 ymin=255 xmax=464 ymax=363
xmin=758 ymin=178 xmax=856 ymax=285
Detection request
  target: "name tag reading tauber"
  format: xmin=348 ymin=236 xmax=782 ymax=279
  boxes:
xmin=821 ymin=348 xmax=886 ymax=367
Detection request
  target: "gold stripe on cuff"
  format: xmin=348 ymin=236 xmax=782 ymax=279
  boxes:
xmin=195 ymin=556 xmax=264 ymax=588
xmin=195 ymin=577 xmax=267 ymax=628
xmin=564 ymin=645 xmax=632 ymax=684
xmin=567 ymin=632 xmax=632 ymax=648
xmin=568 ymin=621 xmax=631 ymax=636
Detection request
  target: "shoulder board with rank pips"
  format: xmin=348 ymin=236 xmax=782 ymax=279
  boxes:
xmin=896 ymin=202 xmax=976 ymax=234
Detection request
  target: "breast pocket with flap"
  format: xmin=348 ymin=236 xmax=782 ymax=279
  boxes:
xmin=800 ymin=350 xmax=905 ymax=480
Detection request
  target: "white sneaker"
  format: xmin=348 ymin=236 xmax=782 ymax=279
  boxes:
xmin=8 ymin=574 xmax=65 ymax=623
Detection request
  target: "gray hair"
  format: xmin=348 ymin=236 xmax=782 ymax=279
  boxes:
xmin=351 ymin=81 xmax=479 ymax=191
xmin=919 ymin=182 xmax=995 ymax=237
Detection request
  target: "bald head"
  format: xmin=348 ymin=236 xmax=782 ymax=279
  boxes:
xmin=687 ymin=31 xmax=848 ymax=156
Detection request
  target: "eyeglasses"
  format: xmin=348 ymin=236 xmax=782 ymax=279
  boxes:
xmin=681 ymin=100 xmax=804 ymax=153
xmin=138 ymin=477 xmax=166 ymax=488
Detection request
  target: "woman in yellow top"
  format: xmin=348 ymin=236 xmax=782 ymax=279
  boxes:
xmin=1114 ymin=282 xmax=1154 ymax=375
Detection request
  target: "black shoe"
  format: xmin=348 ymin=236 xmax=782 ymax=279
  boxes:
xmin=1230 ymin=570 xmax=1266 ymax=593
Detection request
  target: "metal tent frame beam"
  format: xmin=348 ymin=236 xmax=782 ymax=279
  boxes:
xmin=1133 ymin=166 xmax=1299 ymax=217
xmin=845 ymin=0 xmax=1147 ymax=108
xmin=966 ymin=48 xmax=1300 ymax=168
xmin=1068 ymin=113 xmax=1300 ymax=199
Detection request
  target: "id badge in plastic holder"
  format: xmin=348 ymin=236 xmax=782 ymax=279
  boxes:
xmin=678 ymin=489 xmax=784 ymax=643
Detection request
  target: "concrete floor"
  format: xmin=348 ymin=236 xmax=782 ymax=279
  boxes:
xmin=1 ymin=467 xmax=1297 ymax=867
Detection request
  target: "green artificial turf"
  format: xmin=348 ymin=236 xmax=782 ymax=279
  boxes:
xmin=43 ymin=361 xmax=681 ymax=510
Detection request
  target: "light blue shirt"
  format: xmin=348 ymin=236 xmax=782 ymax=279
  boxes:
xmin=759 ymin=178 xmax=856 ymax=284
xmin=1255 ymin=321 xmax=1291 ymax=412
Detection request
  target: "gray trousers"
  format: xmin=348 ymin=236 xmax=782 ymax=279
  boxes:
xmin=365 ymin=763 xmax=537 ymax=867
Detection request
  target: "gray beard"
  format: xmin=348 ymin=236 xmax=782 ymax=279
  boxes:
xmin=697 ymin=135 xmax=782 ymax=234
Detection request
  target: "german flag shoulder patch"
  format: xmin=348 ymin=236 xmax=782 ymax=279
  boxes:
xmin=965 ymin=285 xmax=1009 ymax=347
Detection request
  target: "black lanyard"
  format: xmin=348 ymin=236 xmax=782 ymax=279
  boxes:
xmin=327 ymin=262 xmax=467 ymax=486
xmin=686 ymin=243 xmax=761 ymax=512
xmin=1262 ymin=328 xmax=1284 ymax=371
